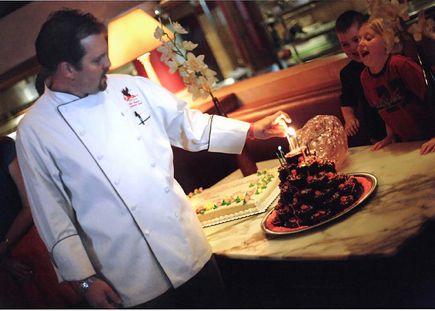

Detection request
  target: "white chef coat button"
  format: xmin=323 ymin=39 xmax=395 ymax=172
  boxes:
xmin=151 ymin=162 xmax=156 ymax=168
xmin=121 ymin=112 xmax=125 ymax=116
xmin=79 ymin=130 xmax=86 ymax=136
xmin=144 ymin=230 xmax=150 ymax=236
xmin=131 ymin=205 xmax=137 ymax=211
xmin=97 ymin=154 xmax=104 ymax=161
xmin=164 ymin=186 xmax=170 ymax=193
xmin=137 ymin=136 xmax=142 ymax=141
xmin=114 ymin=179 xmax=120 ymax=185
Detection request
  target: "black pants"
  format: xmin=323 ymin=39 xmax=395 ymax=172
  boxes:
xmin=133 ymin=255 xmax=229 ymax=309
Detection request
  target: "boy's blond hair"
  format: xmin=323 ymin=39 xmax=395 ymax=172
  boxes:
xmin=365 ymin=17 xmax=400 ymax=54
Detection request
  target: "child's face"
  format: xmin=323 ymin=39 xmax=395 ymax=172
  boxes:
xmin=337 ymin=23 xmax=361 ymax=62
xmin=357 ymin=23 xmax=388 ymax=72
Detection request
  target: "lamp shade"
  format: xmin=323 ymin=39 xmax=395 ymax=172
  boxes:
xmin=108 ymin=8 xmax=173 ymax=70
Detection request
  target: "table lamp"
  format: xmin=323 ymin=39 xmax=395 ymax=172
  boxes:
xmin=108 ymin=8 xmax=185 ymax=92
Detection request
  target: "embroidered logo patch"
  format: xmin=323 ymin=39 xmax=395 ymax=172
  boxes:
xmin=122 ymin=87 xmax=142 ymax=107
xmin=134 ymin=111 xmax=151 ymax=125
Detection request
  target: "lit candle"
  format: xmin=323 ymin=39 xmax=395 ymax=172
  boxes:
xmin=306 ymin=143 xmax=311 ymax=156
xmin=278 ymin=119 xmax=293 ymax=151
xmin=276 ymin=152 xmax=284 ymax=165
xmin=278 ymin=145 xmax=285 ymax=160
xmin=295 ymin=135 xmax=301 ymax=149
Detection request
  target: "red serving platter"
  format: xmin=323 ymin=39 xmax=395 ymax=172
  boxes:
xmin=261 ymin=173 xmax=377 ymax=235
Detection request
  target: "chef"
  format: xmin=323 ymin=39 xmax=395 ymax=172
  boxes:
xmin=16 ymin=9 xmax=290 ymax=308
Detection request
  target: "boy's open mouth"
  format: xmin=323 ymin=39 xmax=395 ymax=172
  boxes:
xmin=360 ymin=50 xmax=369 ymax=58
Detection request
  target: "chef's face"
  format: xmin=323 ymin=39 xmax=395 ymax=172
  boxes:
xmin=71 ymin=33 xmax=111 ymax=97
xmin=357 ymin=23 xmax=388 ymax=72
xmin=337 ymin=23 xmax=361 ymax=62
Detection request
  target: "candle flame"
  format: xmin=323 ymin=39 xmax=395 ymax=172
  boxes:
xmin=287 ymin=127 xmax=296 ymax=136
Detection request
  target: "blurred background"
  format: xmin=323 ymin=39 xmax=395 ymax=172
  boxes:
xmin=0 ymin=0 xmax=433 ymax=138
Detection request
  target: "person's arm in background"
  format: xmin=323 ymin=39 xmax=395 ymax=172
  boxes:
xmin=371 ymin=123 xmax=395 ymax=151
xmin=341 ymin=106 xmax=360 ymax=136
xmin=0 ymin=158 xmax=34 ymax=280
xmin=420 ymin=137 xmax=435 ymax=155
xmin=339 ymin=70 xmax=361 ymax=137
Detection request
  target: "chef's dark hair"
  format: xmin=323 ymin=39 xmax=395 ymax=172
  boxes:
xmin=335 ymin=10 xmax=368 ymax=33
xmin=35 ymin=9 xmax=106 ymax=73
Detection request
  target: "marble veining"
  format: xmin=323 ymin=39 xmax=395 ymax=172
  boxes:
xmin=203 ymin=141 xmax=435 ymax=260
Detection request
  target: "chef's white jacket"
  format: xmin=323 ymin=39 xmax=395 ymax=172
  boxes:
xmin=16 ymin=74 xmax=250 ymax=307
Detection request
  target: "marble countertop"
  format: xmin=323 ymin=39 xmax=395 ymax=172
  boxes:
xmin=203 ymin=141 xmax=435 ymax=261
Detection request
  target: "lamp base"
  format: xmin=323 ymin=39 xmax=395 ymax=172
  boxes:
xmin=137 ymin=53 xmax=161 ymax=85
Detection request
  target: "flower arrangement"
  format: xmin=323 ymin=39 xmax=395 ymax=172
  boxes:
xmin=154 ymin=18 xmax=259 ymax=175
xmin=366 ymin=0 xmax=435 ymax=95
xmin=154 ymin=20 xmax=222 ymax=105
xmin=366 ymin=0 xmax=409 ymax=50
xmin=367 ymin=0 xmax=435 ymax=45
xmin=407 ymin=11 xmax=435 ymax=42
xmin=367 ymin=0 xmax=409 ymax=28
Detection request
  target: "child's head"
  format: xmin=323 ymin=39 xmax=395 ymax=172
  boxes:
xmin=357 ymin=18 xmax=394 ymax=72
xmin=335 ymin=10 xmax=366 ymax=62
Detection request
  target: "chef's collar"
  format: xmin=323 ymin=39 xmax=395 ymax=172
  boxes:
xmin=44 ymin=85 xmax=93 ymax=107
xmin=46 ymin=85 xmax=81 ymax=101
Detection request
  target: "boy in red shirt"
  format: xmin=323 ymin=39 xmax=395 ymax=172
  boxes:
xmin=358 ymin=17 xmax=435 ymax=151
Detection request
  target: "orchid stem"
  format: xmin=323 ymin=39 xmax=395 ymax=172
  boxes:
xmin=210 ymin=92 xmax=227 ymax=117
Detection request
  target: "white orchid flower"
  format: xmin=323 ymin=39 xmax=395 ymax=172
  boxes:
xmin=172 ymin=22 xmax=188 ymax=34
xmin=182 ymin=41 xmax=198 ymax=51
xmin=188 ymin=85 xmax=203 ymax=100
xmin=185 ymin=53 xmax=207 ymax=72
xmin=390 ymin=0 xmax=409 ymax=21
xmin=154 ymin=27 xmax=165 ymax=40
xmin=153 ymin=20 xmax=218 ymax=101
xmin=166 ymin=60 xmax=180 ymax=74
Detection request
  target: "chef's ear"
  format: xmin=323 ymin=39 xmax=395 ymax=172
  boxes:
xmin=58 ymin=62 xmax=77 ymax=79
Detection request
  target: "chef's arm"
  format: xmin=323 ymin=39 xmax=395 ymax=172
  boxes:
xmin=77 ymin=275 xmax=123 ymax=308
xmin=249 ymin=111 xmax=291 ymax=140
xmin=139 ymin=79 xmax=289 ymax=153
xmin=168 ymin=104 xmax=290 ymax=154
xmin=15 ymin=131 xmax=95 ymax=282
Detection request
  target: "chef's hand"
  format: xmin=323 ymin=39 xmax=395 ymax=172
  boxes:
xmin=420 ymin=137 xmax=435 ymax=155
xmin=251 ymin=111 xmax=291 ymax=140
xmin=85 ymin=278 xmax=123 ymax=309
xmin=344 ymin=115 xmax=360 ymax=136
